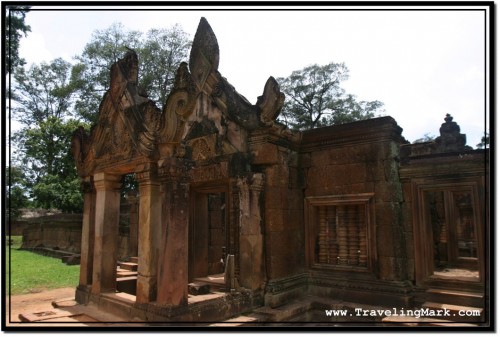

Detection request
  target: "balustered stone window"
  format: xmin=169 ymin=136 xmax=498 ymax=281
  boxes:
xmin=305 ymin=194 xmax=374 ymax=271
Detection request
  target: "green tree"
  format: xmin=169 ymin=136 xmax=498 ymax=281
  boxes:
xmin=72 ymin=23 xmax=142 ymax=124
xmin=12 ymin=58 xmax=78 ymax=124
xmin=5 ymin=5 xmax=30 ymax=73
xmin=476 ymin=132 xmax=489 ymax=149
xmin=6 ymin=166 xmax=31 ymax=219
xmin=413 ymin=133 xmax=436 ymax=144
xmin=73 ymin=22 xmax=191 ymax=124
xmin=276 ymin=63 xmax=384 ymax=130
xmin=12 ymin=59 xmax=87 ymax=212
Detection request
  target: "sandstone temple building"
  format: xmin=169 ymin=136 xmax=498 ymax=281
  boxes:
xmin=70 ymin=18 xmax=489 ymax=324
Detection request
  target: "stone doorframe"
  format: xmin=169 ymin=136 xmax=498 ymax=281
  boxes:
xmin=77 ymin=163 xmax=162 ymax=304
xmin=411 ymin=178 xmax=485 ymax=286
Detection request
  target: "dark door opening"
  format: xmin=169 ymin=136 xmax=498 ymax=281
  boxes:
xmin=189 ymin=188 xmax=228 ymax=284
xmin=424 ymin=188 xmax=480 ymax=282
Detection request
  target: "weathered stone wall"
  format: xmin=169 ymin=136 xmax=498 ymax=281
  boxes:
xmin=292 ymin=117 xmax=414 ymax=307
xmin=20 ymin=206 xmax=135 ymax=260
xmin=301 ymin=117 xmax=409 ymax=281
xmin=21 ymin=214 xmax=84 ymax=253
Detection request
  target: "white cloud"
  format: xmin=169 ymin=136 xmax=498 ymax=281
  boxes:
xmin=19 ymin=31 xmax=53 ymax=65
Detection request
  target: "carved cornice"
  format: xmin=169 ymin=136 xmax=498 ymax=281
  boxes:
xmin=135 ymin=163 xmax=158 ymax=182
xmin=265 ymin=273 xmax=309 ymax=294
xmin=300 ymin=116 xmax=406 ymax=152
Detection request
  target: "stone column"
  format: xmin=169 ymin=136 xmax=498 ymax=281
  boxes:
xmin=91 ymin=172 xmax=121 ymax=294
xmin=156 ymin=163 xmax=189 ymax=306
xmin=79 ymin=176 xmax=95 ymax=287
xmin=135 ymin=163 xmax=161 ymax=303
xmin=239 ymin=173 xmax=266 ymax=291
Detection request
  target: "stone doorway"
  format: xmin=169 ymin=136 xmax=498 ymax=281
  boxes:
xmin=189 ymin=187 xmax=228 ymax=285
xmin=424 ymin=189 xmax=480 ymax=282
xmin=415 ymin=182 xmax=484 ymax=287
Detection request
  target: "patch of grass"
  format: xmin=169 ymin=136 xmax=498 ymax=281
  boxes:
xmin=6 ymin=236 xmax=80 ymax=295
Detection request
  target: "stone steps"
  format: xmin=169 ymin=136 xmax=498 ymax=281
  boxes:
xmin=252 ymin=299 xmax=311 ymax=322
xmin=193 ymin=274 xmax=226 ymax=293
xmin=424 ymin=288 xmax=484 ymax=307
xmin=209 ymin=315 xmax=259 ymax=327
xmin=119 ymin=262 xmax=138 ymax=271
xmin=116 ymin=276 xmax=137 ymax=295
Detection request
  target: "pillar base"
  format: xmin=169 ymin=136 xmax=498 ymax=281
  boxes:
xmin=136 ymin=275 xmax=157 ymax=304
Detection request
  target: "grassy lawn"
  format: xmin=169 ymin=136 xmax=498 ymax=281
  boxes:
xmin=6 ymin=236 xmax=80 ymax=295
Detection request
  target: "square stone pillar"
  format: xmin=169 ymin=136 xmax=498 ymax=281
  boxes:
xmin=156 ymin=175 xmax=189 ymax=306
xmin=239 ymin=174 xmax=266 ymax=290
xmin=135 ymin=164 xmax=161 ymax=303
xmin=79 ymin=176 xmax=95 ymax=287
xmin=91 ymin=172 xmax=121 ymax=294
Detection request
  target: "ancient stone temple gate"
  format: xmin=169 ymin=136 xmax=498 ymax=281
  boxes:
xmin=72 ymin=18 xmax=286 ymax=318
xmin=71 ymin=18 xmax=489 ymax=323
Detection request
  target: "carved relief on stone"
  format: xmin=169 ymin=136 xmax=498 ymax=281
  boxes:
xmin=189 ymin=17 xmax=220 ymax=90
xmin=159 ymin=17 xmax=289 ymax=160
xmin=188 ymin=161 xmax=229 ymax=183
xmin=188 ymin=135 xmax=217 ymax=161
xmin=257 ymin=77 xmax=285 ymax=124
xmin=72 ymin=50 xmax=161 ymax=175
xmin=71 ymin=126 xmax=91 ymax=177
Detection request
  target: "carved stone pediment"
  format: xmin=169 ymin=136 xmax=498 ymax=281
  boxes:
xmin=73 ymin=17 xmax=289 ymax=177
xmin=72 ymin=51 xmax=161 ymax=176
xmin=158 ymin=17 xmax=286 ymax=160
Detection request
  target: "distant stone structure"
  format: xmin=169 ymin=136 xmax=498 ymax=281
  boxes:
xmin=70 ymin=18 xmax=489 ymax=324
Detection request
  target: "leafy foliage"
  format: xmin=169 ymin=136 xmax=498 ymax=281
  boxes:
xmin=12 ymin=58 xmax=88 ymax=213
xmin=138 ymin=25 xmax=190 ymax=105
xmin=10 ymin=22 xmax=191 ymax=213
xmin=412 ymin=133 xmax=436 ymax=144
xmin=73 ymin=22 xmax=190 ymax=124
xmin=12 ymin=58 xmax=78 ymax=124
xmin=276 ymin=63 xmax=384 ymax=130
xmin=5 ymin=6 xmax=31 ymax=72
xmin=5 ymin=166 xmax=31 ymax=219
xmin=476 ymin=132 xmax=489 ymax=149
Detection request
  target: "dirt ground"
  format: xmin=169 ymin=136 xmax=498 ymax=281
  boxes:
xmin=6 ymin=287 xmax=76 ymax=323
xmin=4 ymin=287 xmax=143 ymax=328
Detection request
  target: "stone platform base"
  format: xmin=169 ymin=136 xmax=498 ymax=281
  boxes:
xmin=75 ymin=285 xmax=263 ymax=323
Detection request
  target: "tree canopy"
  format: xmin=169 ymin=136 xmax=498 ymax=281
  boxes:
xmin=9 ymin=21 xmax=192 ymax=216
xmin=12 ymin=58 xmax=87 ymax=213
xmin=5 ymin=5 xmax=31 ymax=73
xmin=276 ymin=63 xmax=384 ymax=131
xmin=73 ymin=22 xmax=190 ymax=124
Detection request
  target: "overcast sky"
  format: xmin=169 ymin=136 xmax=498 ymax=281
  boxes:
xmin=16 ymin=5 xmax=490 ymax=146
